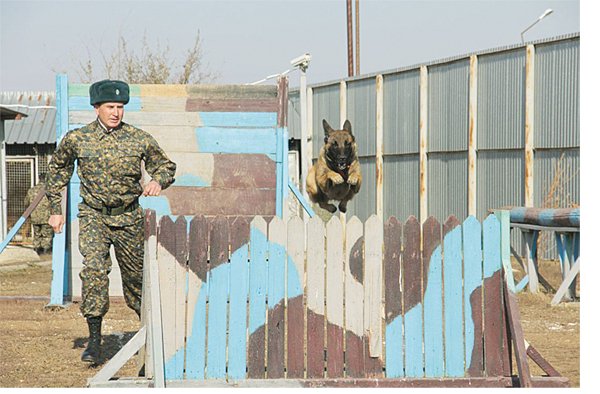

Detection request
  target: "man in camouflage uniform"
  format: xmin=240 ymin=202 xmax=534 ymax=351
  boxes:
xmin=24 ymin=173 xmax=53 ymax=255
xmin=46 ymin=80 xmax=176 ymax=364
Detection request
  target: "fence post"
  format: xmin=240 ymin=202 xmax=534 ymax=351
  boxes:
xmin=524 ymin=44 xmax=535 ymax=207
xmin=376 ymin=75 xmax=384 ymax=220
xmin=468 ymin=55 xmax=478 ymax=217
xmin=47 ymin=73 xmax=69 ymax=308
xmin=419 ymin=66 xmax=429 ymax=223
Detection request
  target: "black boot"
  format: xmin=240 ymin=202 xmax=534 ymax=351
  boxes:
xmin=81 ymin=316 xmax=102 ymax=363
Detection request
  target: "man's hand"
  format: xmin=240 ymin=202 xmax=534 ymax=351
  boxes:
xmin=142 ymin=180 xmax=162 ymax=197
xmin=49 ymin=215 xmax=65 ymax=234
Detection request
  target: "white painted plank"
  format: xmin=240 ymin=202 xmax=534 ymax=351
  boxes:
xmin=364 ymin=215 xmax=383 ymax=357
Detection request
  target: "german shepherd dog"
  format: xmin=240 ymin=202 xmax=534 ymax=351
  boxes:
xmin=306 ymin=119 xmax=362 ymax=213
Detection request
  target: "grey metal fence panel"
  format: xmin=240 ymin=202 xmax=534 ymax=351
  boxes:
xmin=476 ymin=150 xmax=525 ymax=221
xmin=427 ymin=59 xmax=470 ymax=152
xmin=477 ymin=48 xmax=527 ymax=150
xmin=427 ymin=151 xmax=468 ymax=221
xmin=345 ymin=156 xmax=376 ymax=222
xmin=534 ymin=38 xmax=580 ymax=149
xmin=347 ymin=78 xmax=378 ymax=157
xmin=534 ymin=148 xmax=580 ymax=209
xmin=312 ymin=84 xmax=341 ymax=159
xmin=383 ymin=70 xmax=421 ymax=155
xmin=383 ymin=154 xmax=420 ymax=220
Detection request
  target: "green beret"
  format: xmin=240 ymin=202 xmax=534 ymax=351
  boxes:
xmin=89 ymin=80 xmax=130 ymax=105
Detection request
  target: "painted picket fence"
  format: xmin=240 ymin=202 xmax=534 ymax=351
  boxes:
xmin=138 ymin=210 xmax=517 ymax=382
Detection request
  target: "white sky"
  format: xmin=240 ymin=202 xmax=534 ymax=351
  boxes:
xmin=0 ymin=0 xmax=581 ymax=91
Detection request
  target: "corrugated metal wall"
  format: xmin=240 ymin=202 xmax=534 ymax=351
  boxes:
xmin=289 ymin=34 xmax=579 ymax=260
xmin=311 ymin=84 xmax=340 ymax=160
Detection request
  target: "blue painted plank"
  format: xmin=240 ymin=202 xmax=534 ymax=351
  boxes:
xmin=206 ymin=264 xmax=229 ymax=378
xmin=195 ymin=127 xmax=277 ymax=155
xmin=385 ymin=316 xmax=403 ymax=377
xmin=249 ymin=222 xmax=268 ymax=335
xmin=68 ymin=96 xmax=142 ymax=111
xmin=206 ymin=218 xmax=229 ymax=379
xmin=186 ymin=284 xmax=208 ymax=379
xmin=48 ymin=74 xmax=69 ymax=306
xmin=404 ymin=304 xmax=423 ymax=377
xmin=268 ymin=240 xmax=286 ymax=309
xmin=483 ymin=215 xmax=502 ymax=280
xmin=462 ymin=216 xmax=483 ymax=375
xmin=227 ymin=242 xmax=249 ymax=379
xmin=199 ymin=112 xmax=277 ymax=128
xmin=443 ymin=224 xmax=464 ymax=377
xmin=423 ymin=243 xmax=443 ymax=377
xmin=288 ymin=179 xmax=315 ymax=218
xmin=0 ymin=217 xmax=25 ymax=253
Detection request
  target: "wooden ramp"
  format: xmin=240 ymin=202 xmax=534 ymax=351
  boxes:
xmin=88 ymin=210 xmax=569 ymax=388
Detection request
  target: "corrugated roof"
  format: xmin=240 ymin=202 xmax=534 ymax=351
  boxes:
xmin=0 ymin=91 xmax=56 ymax=144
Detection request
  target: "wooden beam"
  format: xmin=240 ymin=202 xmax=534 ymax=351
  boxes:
xmin=89 ymin=376 xmax=570 ymax=388
xmin=524 ymin=44 xmax=535 ymax=207
xmin=468 ymin=55 xmax=478 ymax=217
xmin=419 ymin=66 xmax=428 ymax=223
xmin=375 ymin=75 xmax=384 ymax=219
xmin=89 ymin=326 xmax=147 ymax=385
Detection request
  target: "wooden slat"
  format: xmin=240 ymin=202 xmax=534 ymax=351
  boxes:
xmin=498 ymin=210 xmax=532 ymax=388
xmin=157 ymin=216 xmax=182 ymax=379
xmin=482 ymin=214 xmax=507 ymax=377
xmin=286 ymin=216 xmax=305 ymax=378
xmin=267 ymin=216 xmax=286 ymax=378
xmin=384 ymin=217 xmax=403 ymax=378
xmin=206 ymin=215 xmax=229 ymax=378
xmin=227 ymin=217 xmax=250 ymax=379
xmin=325 ymin=216 xmax=344 ymax=378
xmin=186 ymin=98 xmax=279 ymax=112
xmin=422 ymin=216 xmax=443 ymax=377
xmin=403 ymin=216 xmax=423 ymax=377
xmin=462 ymin=216 xmax=484 ymax=377
xmin=248 ymin=216 xmax=268 ymax=378
xmin=173 ymin=216 xmax=188 ymax=378
xmin=364 ymin=215 xmax=383 ymax=377
xmin=443 ymin=215 xmax=464 ymax=378
xmin=345 ymin=216 xmax=365 ymax=378
xmin=186 ymin=215 xmax=208 ymax=379
xmin=306 ymin=216 xmax=325 ymax=378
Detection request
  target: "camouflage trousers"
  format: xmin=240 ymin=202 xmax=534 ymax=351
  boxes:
xmin=32 ymin=224 xmax=53 ymax=250
xmin=78 ymin=205 xmax=144 ymax=318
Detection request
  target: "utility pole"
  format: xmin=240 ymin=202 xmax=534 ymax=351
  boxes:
xmin=346 ymin=0 xmax=354 ymax=77
xmin=355 ymin=0 xmax=360 ymax=75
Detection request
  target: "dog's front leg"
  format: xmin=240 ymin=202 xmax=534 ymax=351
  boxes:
xmin=327 ymin=171 xmax=345 ymax=185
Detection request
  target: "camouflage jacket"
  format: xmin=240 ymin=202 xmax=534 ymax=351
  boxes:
xmin=24 ymin=183 xmax=50 ymax=224
xmin=46 ymin=119 xmax=176 ymax=217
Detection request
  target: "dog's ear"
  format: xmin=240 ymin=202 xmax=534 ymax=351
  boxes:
xmin=342 ymin=120 xmax=352 ymax=134
xmin=323 ymin=119 xmax=334 ymax=142
xmin=342 ymin=120 xmax=355 ymax=142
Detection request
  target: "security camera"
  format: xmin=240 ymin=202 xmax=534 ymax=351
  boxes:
xmin=291 ymin=53 xmax=311 ymax=69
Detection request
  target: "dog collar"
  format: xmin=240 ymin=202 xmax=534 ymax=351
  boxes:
xmin=334 ymin=165 xmax=350 ymax=181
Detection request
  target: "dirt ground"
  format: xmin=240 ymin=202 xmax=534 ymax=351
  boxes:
xmin=0 ymin=248 xmax=579 ymax=388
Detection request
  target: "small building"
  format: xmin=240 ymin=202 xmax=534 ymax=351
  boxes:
xmin=0 ymin=92 xmax=56 ymax=244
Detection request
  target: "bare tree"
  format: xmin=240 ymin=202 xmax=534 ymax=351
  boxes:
xmin=63 ymin=30 xmax=221 ymax=84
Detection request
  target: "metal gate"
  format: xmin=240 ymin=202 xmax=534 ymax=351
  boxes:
xmin=6 ymin=157 xmax=35 ymax=244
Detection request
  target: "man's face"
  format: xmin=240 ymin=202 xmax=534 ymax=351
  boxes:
xmin=95 ymin=102 xmax=124 ymax=129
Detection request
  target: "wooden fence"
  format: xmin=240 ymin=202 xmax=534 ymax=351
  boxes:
xmin=95 ymin=209 xmax=569 ymax=388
